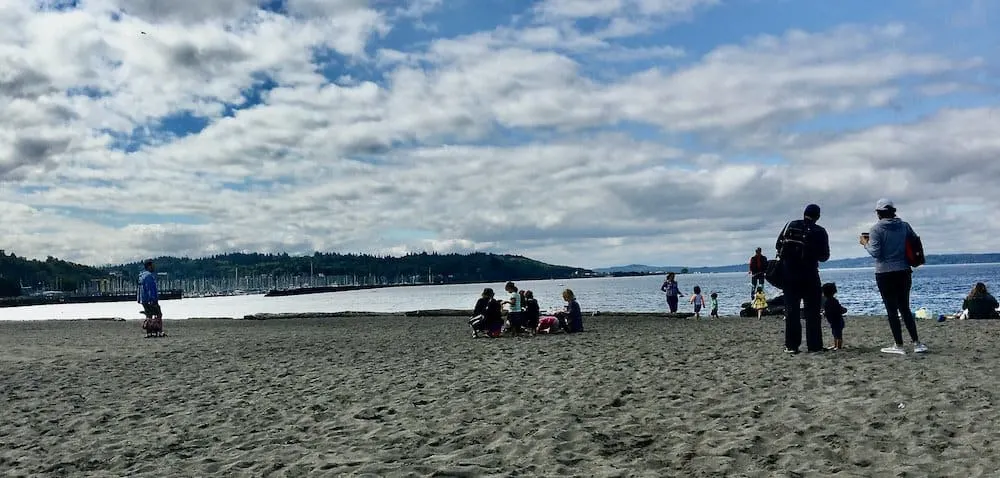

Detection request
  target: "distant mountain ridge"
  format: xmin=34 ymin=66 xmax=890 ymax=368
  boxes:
xmin=594 ymin=253 xmax=1000 ymax=274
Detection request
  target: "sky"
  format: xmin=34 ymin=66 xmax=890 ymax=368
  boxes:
xmin=1 ymin=0 xmax=999 ymax=269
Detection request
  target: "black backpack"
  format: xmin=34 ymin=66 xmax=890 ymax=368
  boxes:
xmin=778 ymin=220 xmax=812 ymax=261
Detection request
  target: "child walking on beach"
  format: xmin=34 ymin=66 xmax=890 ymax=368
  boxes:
xmin=689 ymin=286 xmax=705 ymax=319
xmin=709 ymin=292 xmax=719 ymax=318
xmin=752 ymin=287 xmax=768 ymax=320
xmin=822 ymin=282 xmax=846 ymax=350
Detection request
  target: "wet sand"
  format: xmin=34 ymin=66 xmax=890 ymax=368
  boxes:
xmin=2 ymin=314 xmax=999 ymax=477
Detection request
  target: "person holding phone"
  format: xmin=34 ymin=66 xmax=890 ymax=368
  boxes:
xmin=860 ymin=198 xmax=928 ymax=355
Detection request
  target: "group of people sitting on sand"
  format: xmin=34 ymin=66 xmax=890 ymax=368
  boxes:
xmin=468 ymin=281 xmax=583 ymax=338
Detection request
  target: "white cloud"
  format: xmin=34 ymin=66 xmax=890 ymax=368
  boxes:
xmin=537 ymin=0 xmax=716 ymax=19
xmin=0 ymin=1 xmax=997 ymax=268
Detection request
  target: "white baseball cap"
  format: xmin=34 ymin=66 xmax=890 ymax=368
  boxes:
xmin=875 ymin=198 xmax=895 ymax=211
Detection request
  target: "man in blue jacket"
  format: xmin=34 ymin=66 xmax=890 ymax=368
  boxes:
xmin=776 ymin=204 xmax=830 ymax=354
xmin=138 ymin=259 xmax=164 ymax=337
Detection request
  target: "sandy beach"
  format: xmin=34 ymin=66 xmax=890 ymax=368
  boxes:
xmin=2 ymin=314 xmax=1000 ymax=477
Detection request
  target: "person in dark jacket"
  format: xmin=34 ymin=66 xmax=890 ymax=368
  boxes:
xmin=523 ymin=290 xmax=541 ymax=332
xmin=822 ymin=282 xmax=846 ymax=350
xmin=660 ymin=272 xmax=683 ymax=313
xmin=470 ymin=288 xmax=503 ymax=338
xmin=861 ymin=198 xmax=928 ymax=354
xmin=775 ymin=204 xmax=830 ymax=354
xmin=963 ymin=282 xmax=1000 ymax=320
xmin=138 ymin=259 xmax=164 ymax=337
xmin=748 ymin=247 xmax=768 ymax=298
xmin=555 ymin=289 xmax=583 ymax=333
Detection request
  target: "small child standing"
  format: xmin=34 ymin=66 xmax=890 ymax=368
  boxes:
xmin=822 ymin=282 xmax=846 ymax=350
xmin=689 ymin=286 xmax=705 ymax=319
xmin=709 ymin=292 xmax=719 ymax=318
xmin=752 ymin=287 xmax=768 ymax=320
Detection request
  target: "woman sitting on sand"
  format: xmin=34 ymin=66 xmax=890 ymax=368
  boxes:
xmin=961 ymin=283 xmax=1000 ymax=320
xmin=555 ymin=289 xmax=583 ymax=333
xmin=470 ymin=288 xmax=503 ymax=338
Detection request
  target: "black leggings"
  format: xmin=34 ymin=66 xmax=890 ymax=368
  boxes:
xmin=666 ymin=295 xmax=679 ymax=313
xmin=876 ymin=270 xmax=918 ymax=345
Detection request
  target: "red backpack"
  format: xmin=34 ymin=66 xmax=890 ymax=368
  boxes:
xmin=904 ymin=229 xmax=925 ymax=268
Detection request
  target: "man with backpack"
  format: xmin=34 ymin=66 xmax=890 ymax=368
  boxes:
xmin=775 ymin=204 xmax=830 ymax=354
xmin=748 ymin=247 xmax=768 ymax=298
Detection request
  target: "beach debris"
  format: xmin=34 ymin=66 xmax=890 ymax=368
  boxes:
xmin=354 ymin=406 xmax=396 ymax=420
xmin=898 ymin=403 xmax=905 ymax=409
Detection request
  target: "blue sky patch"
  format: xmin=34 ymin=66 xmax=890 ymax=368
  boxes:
xmin=67 ymin=86 xmax=110 ymax=99
xmin=222 ymin=73 xmax=279 ymax=117
xmin=43 ymin=206 xmax=208 ymax=228
xmin=384 ymin=228 xmax=436 ymax=242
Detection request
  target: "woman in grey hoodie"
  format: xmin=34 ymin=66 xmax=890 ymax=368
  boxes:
xmin=860 ymin=198 xmax=928 ymax=355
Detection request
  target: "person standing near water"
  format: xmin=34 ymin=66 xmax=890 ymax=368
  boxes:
xmin=776 ymin=204 xmax=829 ymax=354
xmin=138 ymin=259 xmax=164 ymax=337
xmin=660 ymin=272 xmax=683 ymax=314
xmin=860 ymin=198 xmax=928 ymax=355
xmin=748 ymin=247 xmax=768 ymax=298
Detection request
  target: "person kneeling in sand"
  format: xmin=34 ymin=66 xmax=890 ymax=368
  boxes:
xmin=470 ymin=288 xmax=503 ymax=338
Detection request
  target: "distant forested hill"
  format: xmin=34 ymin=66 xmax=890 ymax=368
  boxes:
xmin=0 ymin=250 xmax=106 ymax=296
xmin=103 ymin=252 xmax=591 ymax=283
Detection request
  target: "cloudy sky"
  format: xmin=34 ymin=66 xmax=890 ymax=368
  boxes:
xmin=1 ymin=0 xmax=998 ymax=269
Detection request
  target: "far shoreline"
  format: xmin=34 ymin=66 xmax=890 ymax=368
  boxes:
xmin=0 ymin=311 xmax=955 ymax=323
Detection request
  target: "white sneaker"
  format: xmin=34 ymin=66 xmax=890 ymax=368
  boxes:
xmin=913 ymin=342 xmax=928 ymax=353
xmin=881 ymin=344 xmax=906 ymax=355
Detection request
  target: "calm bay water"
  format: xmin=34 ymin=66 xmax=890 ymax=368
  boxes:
xmin=2 ymin=263 xmax=998 ymax=321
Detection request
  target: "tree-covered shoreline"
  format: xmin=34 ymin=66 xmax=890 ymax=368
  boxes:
xmin=0 ymin=250 xmax=592 ymax=298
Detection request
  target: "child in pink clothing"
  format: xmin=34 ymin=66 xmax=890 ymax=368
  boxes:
xmin=537 ymin=316 xmax=559 ymax=334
